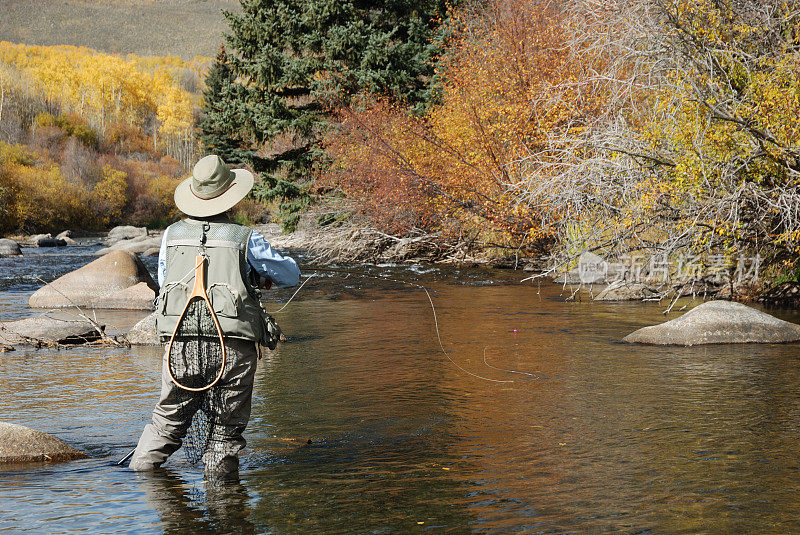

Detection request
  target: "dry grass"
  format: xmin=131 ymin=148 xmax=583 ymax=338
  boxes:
xmin=0 ymin=0 xmax=240 ymax=60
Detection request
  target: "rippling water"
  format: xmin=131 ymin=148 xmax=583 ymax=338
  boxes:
xmin=2 ymin=247 xmax=800 ymax=533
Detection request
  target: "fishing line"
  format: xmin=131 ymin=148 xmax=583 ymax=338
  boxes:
xmin=117 ymin=265 xmax=517 ymax=467
xmin=273 ymin=265 xmax=516 ymax=383
xmin=482 ymin=347 xmax=538 ymax=378
xmin=419 ymin=284 xmax=513 ymax=383
xmin=268 ymin=272 xmax=318 ymax=314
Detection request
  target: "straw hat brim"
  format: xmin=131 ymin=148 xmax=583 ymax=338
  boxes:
xmin=174 ymin=168 xmax=254 ymax=217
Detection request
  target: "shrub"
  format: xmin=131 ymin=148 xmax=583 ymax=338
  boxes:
xmin=34 ymin=112 xmax=99 ymax=149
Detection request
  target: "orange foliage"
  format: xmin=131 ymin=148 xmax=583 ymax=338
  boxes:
xmin=322 ymin=101 xmax=441 ymax=234
xmin=321 ymin=0 xmax=609 ymax=248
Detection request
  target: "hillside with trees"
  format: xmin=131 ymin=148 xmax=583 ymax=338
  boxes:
xmin=0 ymin=43 xmax=207 ymax=233
xmin=0 ymin=0 xmax=239 ymax=60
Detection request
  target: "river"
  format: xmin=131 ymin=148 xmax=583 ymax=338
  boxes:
xmin=2 ymin=245 xmax=800 ymax=533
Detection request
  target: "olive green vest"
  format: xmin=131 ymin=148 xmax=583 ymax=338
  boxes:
xmin=155 ymin=217 xmax=265 ymax=343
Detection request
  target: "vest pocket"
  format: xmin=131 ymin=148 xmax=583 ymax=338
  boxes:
xmin=160 ymin=282 xmax=189 ymax=316
xmin=208 ymin=283 xmax=242 ymax=318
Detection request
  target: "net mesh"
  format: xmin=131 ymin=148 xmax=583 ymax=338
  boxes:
xmin=169 ymin=298 xmax=228 ymax=466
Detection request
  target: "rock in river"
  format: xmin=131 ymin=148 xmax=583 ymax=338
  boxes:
xmin=0 ymin=422 xmax=86 ymax=463
xmin=128 ymin=312 xmax=160 ymax=345
xmin=95 ymin=235 xmax=162 ymax=256
xmin=29 ymin=250 xmax=158 ymax=308
xmin=0 ymin=313 xmax=104 ymax=346
xmin=623 ymin=300 xmax=800 ymax=345
xmin=90 ymin=282 xmax=156 ymax=310
xmin=0 ymin=238 xmax=21 ymax=257
xmin=594 ymin=281 xmax=659 ymax=301
xmin=29 ymin=233 xmax=66 ymax=247
xmin=55 ymin=230 xmax=78 ymax=246
xmin=106 ymin=225 xmax=147 ymax=243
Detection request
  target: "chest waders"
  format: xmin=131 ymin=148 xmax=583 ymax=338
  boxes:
xmin=134 ymin=217 xmax=275 ymax=470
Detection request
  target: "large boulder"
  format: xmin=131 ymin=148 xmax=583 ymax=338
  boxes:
xmin=127 ymin=312 xmax=160 ymax=345
xmin=594 ymin=281 xmax=660 ymax=301
xmin=623 ymin=300 xmax=800 ymax=345
xmin=90 ymin=282 xmax=156 ymax=310
xmin=29 ymin=250 xmax=158 ymax=308
xmin=0 ymin=238 xmax=21 ymax=257
xmin=0 ymin=313 xmax=104 ymax=346
xmin=0 ymin=422 xmax=86 ymax=463
xmin=107 ymin=225 xmax=147 ymax=243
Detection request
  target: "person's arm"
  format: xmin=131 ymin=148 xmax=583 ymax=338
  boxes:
xmin=247 ymin=230 xmax=300 ymax=288
xmin=157 ymin=231 xmax=168 ymax=288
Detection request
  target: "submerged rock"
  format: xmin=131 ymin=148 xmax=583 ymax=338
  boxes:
xmin=0 ymin=422 xmax=86 ymax=463
xmin=29 ymin=250 xmax=158 ymax=308
xmin=0 ymin=238 xmax=21 ymax=257
xmin=90 ymin=282 xmax=156 ymax=310
xmin=0 ymin=313 xmax=103 ymax=346
xmin=594 ymin=281 xmax=660 ymax=301
xmin=128 ymin=312 xmax=160 ymax=346
xmin=623 ymin=300 xmax=800 ymax=345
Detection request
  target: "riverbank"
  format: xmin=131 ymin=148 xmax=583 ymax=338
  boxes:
xmin=4 ymin=216 xmax=798 ymax=308
xmin=255 ymin=210 xmax=546 ymax=270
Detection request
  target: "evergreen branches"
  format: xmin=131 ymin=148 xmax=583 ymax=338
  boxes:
xmin=201 ymin=0 xmax=453 ymax=231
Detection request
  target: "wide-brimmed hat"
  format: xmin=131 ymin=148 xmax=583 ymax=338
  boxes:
xmin=174 ymin=155 xmax=254 ymax=217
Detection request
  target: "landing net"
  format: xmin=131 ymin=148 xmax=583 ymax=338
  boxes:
xmin=169 ymin=299 xmax=228 ymax=466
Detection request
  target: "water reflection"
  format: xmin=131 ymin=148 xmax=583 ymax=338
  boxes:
xmin=136 ymin=470 xmax=254 ymax=534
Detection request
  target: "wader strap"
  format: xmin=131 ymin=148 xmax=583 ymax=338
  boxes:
xmin=167 ymin=239 xmax=247 ymax=251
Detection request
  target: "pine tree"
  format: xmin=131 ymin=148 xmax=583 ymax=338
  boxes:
xmin=213 ymin=0 xmax=452 ymax=230
xmin=197 ymin=46 xmax=250 ymax=166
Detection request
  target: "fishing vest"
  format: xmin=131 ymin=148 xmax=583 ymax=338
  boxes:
xmin=156 ymin=218 xmax=265 ymax=343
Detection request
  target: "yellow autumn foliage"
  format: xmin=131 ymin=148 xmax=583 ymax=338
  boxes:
xmin=0 ymin=42 xmax=203 ymax=161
